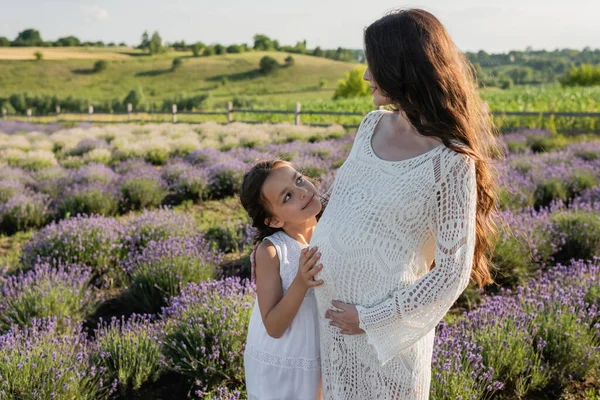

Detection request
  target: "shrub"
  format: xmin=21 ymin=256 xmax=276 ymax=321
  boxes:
xmin=259 ymin=56 xmax=279 ymax=74
xmin=0 ymin=262 xmax=96 ymax=332
xmin=162 ymin=278 xmax=254 ymax=393
xmin=120 ymin=168 xmax=168 ymax=211
xmin=0 ymin=193 xmax=49 ymax=235
xmin=0 ymin=318 xmax=111 ymax=399
xmin=123 ymin=236 xmax=221 ymax=314
xmin=93 ymin=315 xmax=163 ymax=394
xmin=93 ymin=60 xmax=109 ymax=73
xmin=21 ymin=215 xmax=127 ymax=287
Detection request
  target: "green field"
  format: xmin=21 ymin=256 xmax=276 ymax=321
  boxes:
xmin=0 ymin=48 xmax=355 ymax=108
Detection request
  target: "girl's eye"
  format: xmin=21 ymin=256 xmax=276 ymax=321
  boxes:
xmin=284 ymin=193 xmax=291 ymax=203
xmin=297 ymin=176 xmax=304 ymax=184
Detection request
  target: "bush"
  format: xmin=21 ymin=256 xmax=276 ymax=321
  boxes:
xmin=206 ymin=161 xmax=247 ymax=199
xmin=119 ymin=169 xmax=168 ymax=211
xmin=533 ymin=179 xmax=568 ymax=209
xmin=333 ymin=67 xmax=370 ymax=100
xmin=54 ymin=182 xmax=121 ymax=219
xmin=549 ymin=210 xmax=600 ymax=264
xmin=125 ymin=208 xmax=199 ymax=251
xmin=162 ymin=278 xmax=254 ymax=393
xmin=0 ymin=318 xmax=111 ymax=399
xmin=259 ymin=56 xmax=279 ymax=74
xmin=34 ymin=51 xmax=43 ymax=60
xmin=93 ymin=60 xmax=109 ymax=73
xmin=560 ymin=64 xmax=600 ymax=87
xmin=171 ymin=57 xmax=183 ymax=71
xmin=284 ymin=55 xmax=295 ymax=66
xmin=0 ymin=193 xmax=49 ymax=235
xmin=0 ymin=262 xmax=96 ymax=332
xmin=204 ymin=220 xmax=247 ymax=253
xmin=123 ymin=236 xmax=221 ymax=314
xmin=93 ymin=315 xmax=163 ymax=394
xmin=21 ymin=215 xmax=127 ymax=287
xmin=172 ymin=168 xmax=208 ymax=203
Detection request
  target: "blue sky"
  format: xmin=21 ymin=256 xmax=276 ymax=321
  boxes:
xmin=1 ymin=0 xmax=598 ymax=53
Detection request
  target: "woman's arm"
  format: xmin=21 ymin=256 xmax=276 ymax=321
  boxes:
xmin=255 ymin=241 xmax=323 ymax=339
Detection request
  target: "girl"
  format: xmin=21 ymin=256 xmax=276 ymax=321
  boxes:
xmin=240 ymin=159 xmax=325 ymax=400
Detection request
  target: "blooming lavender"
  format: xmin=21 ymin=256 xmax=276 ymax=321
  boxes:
xmin=119 ymin=167 xmax=168 ymax=211
xmin=0 ymin=192 xmax=49 ymax=235
xmin=0 ymin=262 xmax=95 ymax=332
xmin=123 ymin=235 xmax=222 ymax=314
xmin=124 ymin=207 xmax=200 ymax=251
xmin=0 ymin=317 xmax=114 ymax=399
xmin=162 ymin=278 xmax=255 ymax=393
xmin=93 ymin=314 xmax=164 ymax=394
xmin=54 ymin=181 xmax=121 ymax=218
xmin=21 ymin=215 xmax=127 ymax=287
xmin=205 ymin=159 xmax=248 ymax=200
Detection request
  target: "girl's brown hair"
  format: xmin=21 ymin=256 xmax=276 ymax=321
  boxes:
xmin=364 ymin=9 xmax=499 ymax=288
xmin=240 ymin=159 xmax=328 ymax=246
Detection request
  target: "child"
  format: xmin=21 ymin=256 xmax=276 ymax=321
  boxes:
xmin=240 ymin=159 xmax=324 ymax=400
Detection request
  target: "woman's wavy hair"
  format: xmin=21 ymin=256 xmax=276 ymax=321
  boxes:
xmin=364 ymin=9 xmax=500 ymax=288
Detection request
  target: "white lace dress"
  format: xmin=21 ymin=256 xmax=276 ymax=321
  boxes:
xmin=244 ymin=231 xmax=322 ymax=400
xmin=310 ymin=110 xmax=477 ymax=400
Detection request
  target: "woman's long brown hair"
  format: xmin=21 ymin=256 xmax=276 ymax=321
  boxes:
xmin=364 ymin=9 xmax=499 ymax=288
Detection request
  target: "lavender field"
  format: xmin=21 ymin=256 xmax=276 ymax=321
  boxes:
xmin=0 ymin=120 xmax=599 ymax=399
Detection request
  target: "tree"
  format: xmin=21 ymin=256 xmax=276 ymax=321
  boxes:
xmin=203 ymin=46 xmax=214 ymax=56
xmin=226 ymin=44 xmax=242 ymax=54
xmin=214 ymin=44 xmax=225 ymax=55
xmin=54 ymin=36 xmax=81 ymax=47
xmin=333 ymin=67 xmax=370 ymax=100
xmin=259 ymin=56 xmax=279 ymax=74
xmin=12 ymin=29 xmax=44 ymax=47
xmin=191 ymin=42 xmax=205 ymax=57
xmin=253 ymin=34 xmax=273 ymax=51
xmin=148 ymin=32 xmax=163 ymax=55
xmin=313 ymin=47 xmax=323 ymax=57
xmin=119 ymin=42 xmax=127 ymax=47
xmin=0 ymin=37 xmax=10 ymax=47
xmin=123 ymin=88 xmax=146 ymax=111
xmin=139 ymin=31 xmax=150 ymax=51
xmin=284 ymin=55 xmax=295 ymax=66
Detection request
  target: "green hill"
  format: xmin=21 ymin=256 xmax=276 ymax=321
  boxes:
xmin=0 ymin=48 xmax=357 ymax=108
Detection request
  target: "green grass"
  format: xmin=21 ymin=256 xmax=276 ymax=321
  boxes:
xmin=0 ymin=50 xmax=355 ymax=109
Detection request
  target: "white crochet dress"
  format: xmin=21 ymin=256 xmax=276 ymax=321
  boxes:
xmin=244 ymin=231 xmax=322 ymax=400
xmin=310 ymin=110 xmax=477 ymax=400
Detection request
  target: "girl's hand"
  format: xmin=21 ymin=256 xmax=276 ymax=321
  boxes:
xmin=295 ymin=246 xmax=324 ymax=290
xmin=325 ymin=300 xmax=365 ymax=335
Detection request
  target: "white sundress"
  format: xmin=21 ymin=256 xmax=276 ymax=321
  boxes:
xmin=244 ymin=230 xmax=322 ymax=400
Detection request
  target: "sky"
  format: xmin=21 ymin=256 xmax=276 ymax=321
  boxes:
xmin=0 ymin=0 xmax=598 ymax=53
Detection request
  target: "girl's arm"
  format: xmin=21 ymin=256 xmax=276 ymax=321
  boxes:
xmin=255 ymin=241 xmax=323 ymax=339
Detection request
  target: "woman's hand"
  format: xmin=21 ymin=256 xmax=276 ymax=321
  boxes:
xmin=294 ymin=246 xmax=324 ymax=290
xmin=325 ymin=300 xmax=365 ymax=335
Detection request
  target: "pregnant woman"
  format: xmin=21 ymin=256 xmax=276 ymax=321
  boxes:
xmin=310 ymin=8 xmax=499 ymax=399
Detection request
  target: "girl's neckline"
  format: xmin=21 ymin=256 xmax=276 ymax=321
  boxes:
xmin=367 ymin=110 xmax=445 ymax=164
xmin=276 ymin=230 xmax=310 ymax=247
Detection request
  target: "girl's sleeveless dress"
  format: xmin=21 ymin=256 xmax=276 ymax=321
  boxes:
xmin=244 ymin=230 xmax=322 ymax=400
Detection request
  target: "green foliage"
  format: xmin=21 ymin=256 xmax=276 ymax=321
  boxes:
xmin=34 ymin=51 xmax=43 ymax=61
xmin=333 ymin=67 xmax=370 ymax=100
xmin=12 ymin=29 xmax=44 ymax=47
xmin=259 ymin=56 xmax=279 ymax=74
xmin=191 ymin=42 xmax=205 ymax=57
xmin=284 ymin=55 xmax=295 ymax=66
xmin=123 ymin=88 xmax=146 ymax=111
xmin=560 ymin=64 xmax=600 ymax=87
xmin=171 ymin=57 xmax=183 ymax=71
xmin=93 ymin=60 xmax=108 ymax=73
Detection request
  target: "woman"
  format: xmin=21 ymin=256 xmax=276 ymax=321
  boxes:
xmin=310 ymin=8 xmax=499 ymax=399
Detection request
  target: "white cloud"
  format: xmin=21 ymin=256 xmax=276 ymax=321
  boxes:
xmin=81 ymin=5 xmax=109 ymax=22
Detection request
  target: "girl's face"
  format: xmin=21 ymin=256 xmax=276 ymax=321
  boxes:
xmin=261 ymin=164 xmax=321 ymax=229
xmin=363 ymin=67 xmax=392 ymax=107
